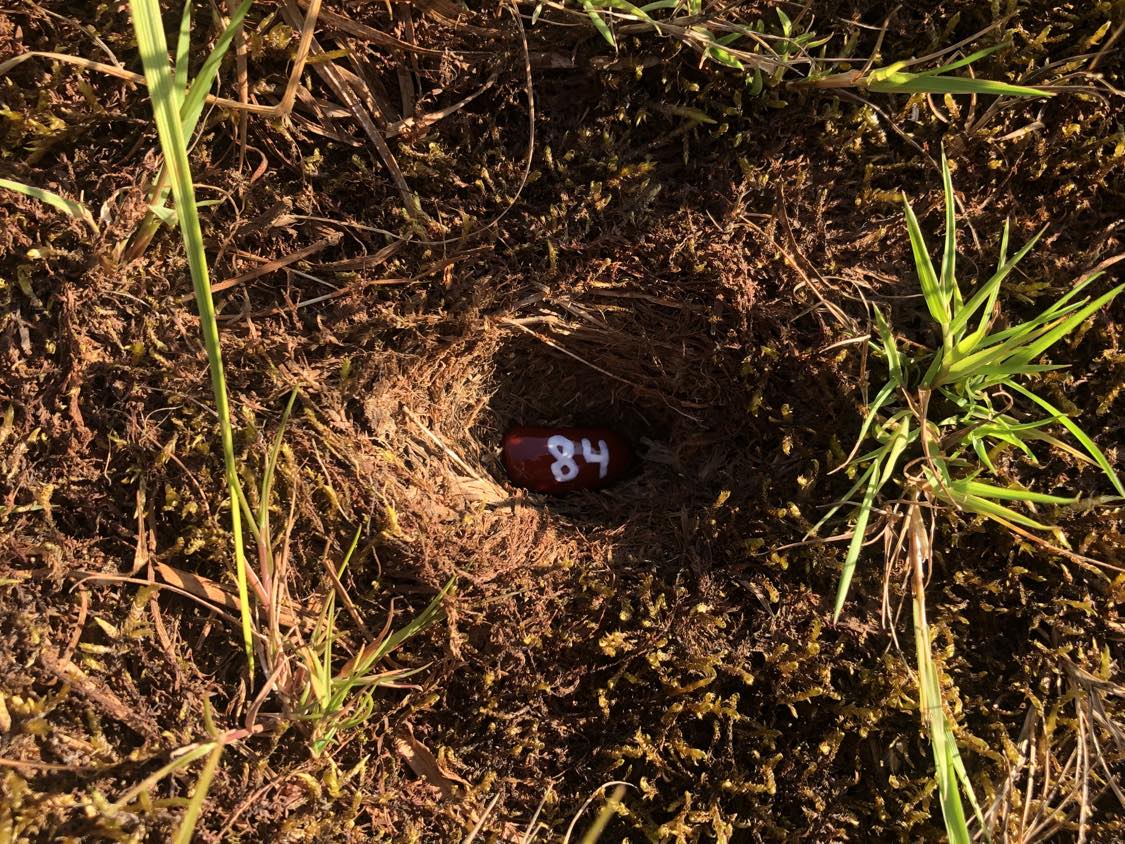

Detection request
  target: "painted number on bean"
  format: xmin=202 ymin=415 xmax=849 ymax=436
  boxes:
xmin=547 ymin=435 xmax=610 ymax=483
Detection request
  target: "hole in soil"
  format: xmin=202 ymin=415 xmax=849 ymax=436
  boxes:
xmin=471 ymin=270 xmax=765 ymax=568
xmin=407 ymin=265 xmax=862 ymax=834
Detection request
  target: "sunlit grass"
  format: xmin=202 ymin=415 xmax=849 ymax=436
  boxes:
xmin=129 ymin=0 xmax=254 ymax=675
xmin=811 ymin=149 xmax=1122 ymax=840
xmin=814 ymin=149 xmax=1122 ymax=621
xmin=235 ymin=391 xmax=454 ymax=756
xmin=123 ymin=3 xmax=454 ymax=834
xmin=567 ymin=1 xmax=1051 ymax=100
xmin=293 ymin=550 xmax=452 ymax=756
xmin=16 ymin=2 xmax=1099 ymax=840
xmin=96 ymin=698 xmax=256 ymax=842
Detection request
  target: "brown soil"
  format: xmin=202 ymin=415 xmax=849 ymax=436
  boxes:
xmin=1 ymin=1 xmax=1123 ymax=841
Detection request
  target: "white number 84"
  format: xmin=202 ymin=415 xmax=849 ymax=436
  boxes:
xmin=546 ymin=435 xmax=610 ymax=483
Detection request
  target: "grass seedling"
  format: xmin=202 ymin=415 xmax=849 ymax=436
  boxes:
xmin=566 ymin=2 xmax=837 ymax=79
xmin=812 ymin=149 xmax=1123 ymax=841
xmin=905 ymin=492 xmax=982 ymax=843
xmin=94 ymin=698 xmax=258 ymax=842
xmin=234 ymin=391 xmax=454 ymax=756
xmin=292 ymin=547 xmax=452 ymax=756
xmin=129 ymin=0 xmax=255 ymax=673
xmin=814 ymin=150 xmax=1123 ymax=620
xmin=807 ymin=43 xmax=1048 ymax=97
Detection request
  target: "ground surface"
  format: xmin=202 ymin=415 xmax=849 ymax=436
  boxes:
xmin=1 ymin=1 xmax=1123 ymax=841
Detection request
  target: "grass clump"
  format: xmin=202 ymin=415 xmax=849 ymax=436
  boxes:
xmin=564 ymin=1 xmax=1049 ymax=99
xmin=817 ymin=150 xmax=1123 ymax=618
xmin=232 ymin=390 xmax=453 ymax=757
xmin=812 ymin=149 xmax=1123 ymax=841
xmin=125 ymin=0 xmax=451 ymax=834
xmin=130 ymin=0 xmax=256 ymax=677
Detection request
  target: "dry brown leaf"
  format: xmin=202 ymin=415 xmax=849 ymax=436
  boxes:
xmin=393 ymin=723 xmax=470 ymax=800
xmin=154 ymin=563 xmax=307 ymax=630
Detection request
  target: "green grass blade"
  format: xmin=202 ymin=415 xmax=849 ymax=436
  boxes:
xmin=252 ymin=388 xmax=298 ymax=578
xmin=873 ymin=307 xmax=902 ymax=384
xmin=808 ymin=459 xmax=879 ymax=538
xmin=975 ymin=363 xmax=1070 ymax=384
xmin=940 ymin=315 xmax=1064 ymax=383
xmin=171 ymin=741 xmax=223 ymax=844
xmin=982 ymin=299 xmax=1090 ymax=349
xmin=1011 ymin=283 xmax=1124 ymax=365
xmin=202 ymin=695 xmax=219 ymax=739
xmin=707 ymin=43 xmax=745 ymax=70
xmin=368 ymin=577 xmax=455 ymax=663
xmin=337 ymin=523 xmax=364 ymax=579
xmin=970 ymin=435 xmax=996 ymax=472
xmin=174 ymin=0 xmax=192 ymax=107
xmin=908 ymin=506 xmax=973 ymax=844
xmin=971 ymin=303 xmax=1113 ymax=382
xmin=0 ymin=177 xmax=97 ymax=232
xmin=933 ymin=718 xmax=973 ymax=844
xmin=582 ymin=2 xmax=617 ymax=48
xmin=849 ymin=378 xmax=900 ymax=456
xmin=915 ymin=622 xmax=972 ymax=844
xmin=853 ymin=440 xmax=905 ymax=466
xmin=1038 ymin=271 xmax=1106 ymax=320
xmin=578 ymin=784 xmax=630 ymax=844
xmin=955 ymin=492 xmax=1053 ymax=532
xmin=949 ymin=226 xmax=1046 ymax=346
xmin=1020 ymin=429 xmax=1092 ymax=466
xmin=939 ymin=148 xmax=961 ymax=313
xmin=109 ymin=743 xmax=215 ymax=811
xmin=322 ymin=592 xmax=336 ymax=682
xmin=130 ymin=0 xmax=255 ymax=675
xmin=604 ymin=0 xmax=655 ymax=24
xmin=180 ymin=0 xmax=252 ymax=139
xmin=870 ymin=75 xmax=1049 ymax=97
xmin=821 ymin=381 xmax=902 ymax=502
xmin=954 ymin=478 xmax=1078 ymax=505
xmin=878 ymin=416 xmax=914 ymax=486
xmin=914 ymin=44 xmax=1005 ymax=77
xmin=981 ymin=432 xmax=1035 ymax=461
xmin=977 ymin=272 xmax=1104 ymax=354
xmin=145 ymin=0 xmax=252 ymax=231
xmin=834 ymin=455 xmax=885 ymax=621
xmin=344 ymin=579 xmax=455 ymax=681
xmin=1007 ymin=383 xmax=1125 ymax=495
xmin=921 ymin=346 xmax=947 ymax=387
xmin=902 ymin=193 xmax=947 ymax=328
xmin=949 ymin=735 xmax=987 ymax=839
xmin=259 ymin=389 xmax=299 ymax=537
xmin=776 ymin=6 xmax=792 ymax=36
xmin=232 ymin=474 xmax=263 ymax=548
xmin=969 ymin=418 xmax=1050 ymax=461
xmin=979 ymin=414 xmax=1072 ymax=435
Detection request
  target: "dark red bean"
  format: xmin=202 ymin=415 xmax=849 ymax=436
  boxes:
xmin=502 ymin=426 xmax=632 ymax=493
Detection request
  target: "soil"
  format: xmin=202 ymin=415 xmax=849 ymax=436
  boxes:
xmin=1 ymin=1 xmax=1123 ymax=841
